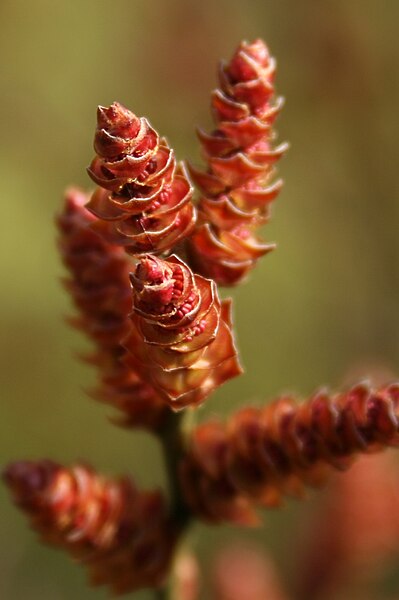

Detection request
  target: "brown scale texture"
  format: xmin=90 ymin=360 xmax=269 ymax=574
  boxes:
xmin=3 ymin=461 xmax=175 ymax=595
xmin=180 ymin=382 xmax=399 ymax=525
xmin=57 ymin=188 xmax=168 ymax=430
xmin=86 ymin=102 xmax=196 ymax=256
xmin=187 ymin=39 xmax=288 ymax=285
xmin=124 ymin=254 xmax=242 ymax=410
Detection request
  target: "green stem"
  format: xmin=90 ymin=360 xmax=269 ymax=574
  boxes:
xmin=155 ymin=409 xmax=193 ymax=600
xmin=155 ymin=586 xmax=169 ymax=600
xmin=160 ymin=410 xmax=192 ymax=532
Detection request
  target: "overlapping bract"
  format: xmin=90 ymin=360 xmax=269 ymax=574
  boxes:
xmin=86 ymin=102 xmax=196 ymax=255
xmin=180 ymin=382 xmax=399 ymax=524
xmin=123 ymin=254 xmax=242 ymax=410
xmin=3 ymin=461 xmax=175 ymax=595
xmin=188 ymin=39 xmax=288 ymax=285
xmin=57 ymin=188 xmax=168 ymax=430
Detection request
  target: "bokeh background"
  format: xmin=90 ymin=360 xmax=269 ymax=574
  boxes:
xmin=1 ymin=1 xmax=398 ymax=598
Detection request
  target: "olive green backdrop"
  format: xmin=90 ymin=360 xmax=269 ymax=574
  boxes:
xmin=1 ymin=1 xmax=398 ymax=598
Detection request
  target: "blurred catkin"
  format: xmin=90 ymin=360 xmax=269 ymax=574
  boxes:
xmin=3 ymin=460 xmax=175 ymax=595
xmin=180 ymin=382 xmax=399 ymax=524
xmin=295 ymin=452 xmax=399 ymax=600
xmin=57 ymin=188 xmax=168 ymax=430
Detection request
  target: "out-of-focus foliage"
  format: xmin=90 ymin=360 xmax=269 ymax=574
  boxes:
xmin=1 ymin=1 xmax=398 ymax=598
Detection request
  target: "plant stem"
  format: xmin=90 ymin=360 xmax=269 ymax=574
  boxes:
xmin=155 ymin=409 xmax=193 ymax=600
xmin=160 ymin=410 xmax=192 ymax=532
xmin=155 ymin=586 xmax=169 ymax=600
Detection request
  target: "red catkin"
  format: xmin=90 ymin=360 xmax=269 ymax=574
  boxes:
xmin=86 ymin=102 xmax=196 ymax=256
xmin=3 ymin=461 xmax=175 ymax=595
xmin=187 ymin=39 xmax=288 ymax=285
xmin=57 ymin=188 xmax=168 ymax=430
xmin=180 ymin=382 xmax=399 ymax=524
xmin=124 ymin=254 xmax=242 ymax=410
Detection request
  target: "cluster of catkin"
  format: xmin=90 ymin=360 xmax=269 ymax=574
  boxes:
xmin=4 ymin=39 xmax=399 ymax=598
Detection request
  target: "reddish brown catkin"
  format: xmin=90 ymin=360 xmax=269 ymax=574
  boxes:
xmin=124 ymin=254 xmax=242 ymax=410
xmin=180 ymin=383 xmax=399 ymax=524
xmin=3 ymin=461 xmax=175 ymax=595
xmin=86 ymin=102 xmax=196 ymax=256
xmin=187 ymin=39 xmax=288 ymax=285
xmin=57 ymin=188 xmax=168 ymax=430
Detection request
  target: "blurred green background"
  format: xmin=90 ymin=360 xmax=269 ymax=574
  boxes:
xmin=1 ymin=1 xmax=398 ymax=598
